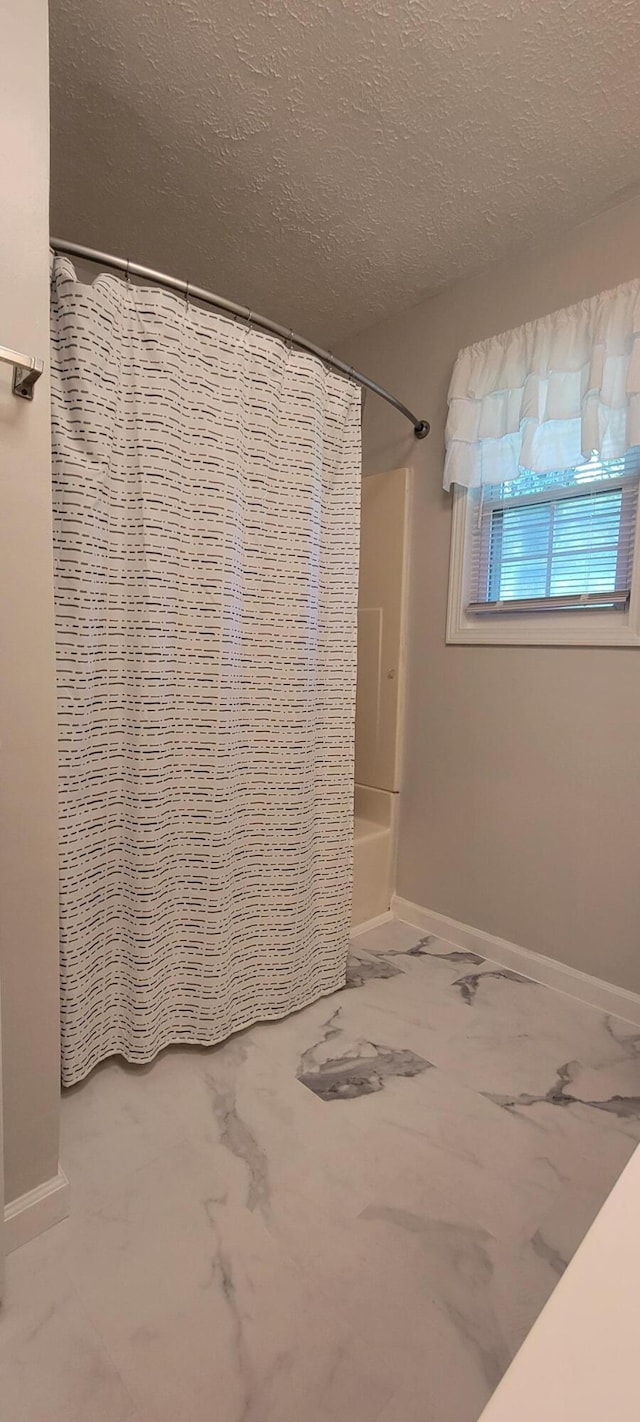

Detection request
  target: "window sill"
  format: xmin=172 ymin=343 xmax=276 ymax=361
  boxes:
xmin=446 ymin=617 xmax=640 ymax=647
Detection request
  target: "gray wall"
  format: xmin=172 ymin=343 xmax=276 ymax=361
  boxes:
xmin=1 ymin=0 xmax=61 ymax=1204
xmin=338 ymin=196 xmax=640 ymax=993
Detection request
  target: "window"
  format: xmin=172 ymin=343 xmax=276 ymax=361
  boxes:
xmin=447 ymin=451 xmax=640 ymax=645
xmin=443 ymin=274 xmax=640 ymax=645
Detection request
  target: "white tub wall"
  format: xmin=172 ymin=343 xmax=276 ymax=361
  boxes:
xmin=352 ymin=466 xmax=410 ymax=928
xmin=352 ymin=786 xmax=398 ymax=927
xmin=355 ymin=468 xmax=411 ymax=795
xmin=354 ymin=783 xmax=392 ymax=829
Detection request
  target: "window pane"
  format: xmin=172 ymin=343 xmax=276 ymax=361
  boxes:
xmin=500 ymin=505 xmax=551 ymax=559
xmin=489 ymin=503 xmax=551 ymax=599
xmin=497 ymin=558 xmax=548 ymax=599
xmin=549 ymin=549 xmax=619 ymax=595
xmin=487 ymin=487 xmax=625 ymax=601
xmin=553 ymin=491 xmax=622 ymax=551
xmin=550 ymin=490 xmax=622 ymax=592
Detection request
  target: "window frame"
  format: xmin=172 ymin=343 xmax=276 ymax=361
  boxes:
xmin=446 ymin=475 xmax=640 ymax=647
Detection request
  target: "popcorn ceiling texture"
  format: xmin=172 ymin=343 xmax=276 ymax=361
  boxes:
xmin=49 ymin=0 xmax=640 ymax=344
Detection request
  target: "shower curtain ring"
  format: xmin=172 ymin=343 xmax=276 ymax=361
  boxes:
xmin=125 ymin=258 xmax=131 ymax=285
xmin=184 ymin=280 xmax=191 ymax=308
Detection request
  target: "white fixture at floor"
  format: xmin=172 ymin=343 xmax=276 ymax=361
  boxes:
xmin=352 ymin=784 xmax=398 ymax=926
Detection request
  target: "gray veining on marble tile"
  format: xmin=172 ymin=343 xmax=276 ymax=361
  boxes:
xmin=405 ymin=932 xmax=437 ymax=954
xmin=404 ymin=934 xmax=485 ymax=966
xmin=603 ymin=1014 xmax=640 ymax=1057
xmin=345 ymin=953 xmax=403 ymax=988
xmin=452 ymin=968 xmax=532 ymax=1005
xmin=361 ymin=1206 xmax=510 ymax=1391
xmin=202 ymin=1045 xmax=271 ymax=1216
xmin=298 ymin=1040 xmax=433 ymax=1101
xmin=428 ymin=948 xmax=486 ymax=966
xmin=487 ymin=1058 xmax=640 ymax=1122
xmin=529 ymin=1227 xmax=567 ymax=1277
xmin=200 ymin=1212 xmax=255 ymax=1420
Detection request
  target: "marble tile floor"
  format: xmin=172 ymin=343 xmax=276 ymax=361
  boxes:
xmin=3 ymin=918 xmax=640 ymax=1422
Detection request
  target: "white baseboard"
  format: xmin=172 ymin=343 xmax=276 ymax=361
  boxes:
xmin=351 ymin=909 xmax=394 ymax=939
xmin=4 ymin=1167 xmax=70 ymax=1255
xmin=392 ymin=896 xmax=640 ymax=1027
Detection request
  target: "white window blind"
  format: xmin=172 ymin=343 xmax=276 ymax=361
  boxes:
xmin=466 ymin=451 xmax=640 ymax=616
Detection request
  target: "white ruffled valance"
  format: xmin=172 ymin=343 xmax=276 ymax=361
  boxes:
xmin=444 ymin=277 xmax=640 ymax=489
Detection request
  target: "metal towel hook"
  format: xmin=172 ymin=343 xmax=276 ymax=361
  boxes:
xmin=0 ymin=344 xmax=44 ymax=400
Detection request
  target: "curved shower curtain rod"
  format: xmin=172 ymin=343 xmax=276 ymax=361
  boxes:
xmin=51 ymin=238 xmax=430 ymax=440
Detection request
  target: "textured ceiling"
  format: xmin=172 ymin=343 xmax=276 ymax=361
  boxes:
xmin=49 ymin=0 xmax=640 ymax=345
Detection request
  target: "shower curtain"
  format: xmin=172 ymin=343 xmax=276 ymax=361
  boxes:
xmin=50 ymin=254 xmax=361 ymax=1087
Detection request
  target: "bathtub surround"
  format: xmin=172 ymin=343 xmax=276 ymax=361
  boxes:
xmin=50 ymin=254 xmax=361 ymax=1086
xmin=352 ymin=467 xmax=410 ymax=925
xmin=2 ymin=916 xmax=639 ymax=1422
xmin=352 ymin=786 xmax=398 ymax=926
xmin=338 ymin=192 xmax=640 ymax=996
xmin=355 ymin=468 xmax=410 ymax=793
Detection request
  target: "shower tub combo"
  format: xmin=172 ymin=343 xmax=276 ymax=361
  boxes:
xmin=351 ymin=467 xmax=409 ymax=928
